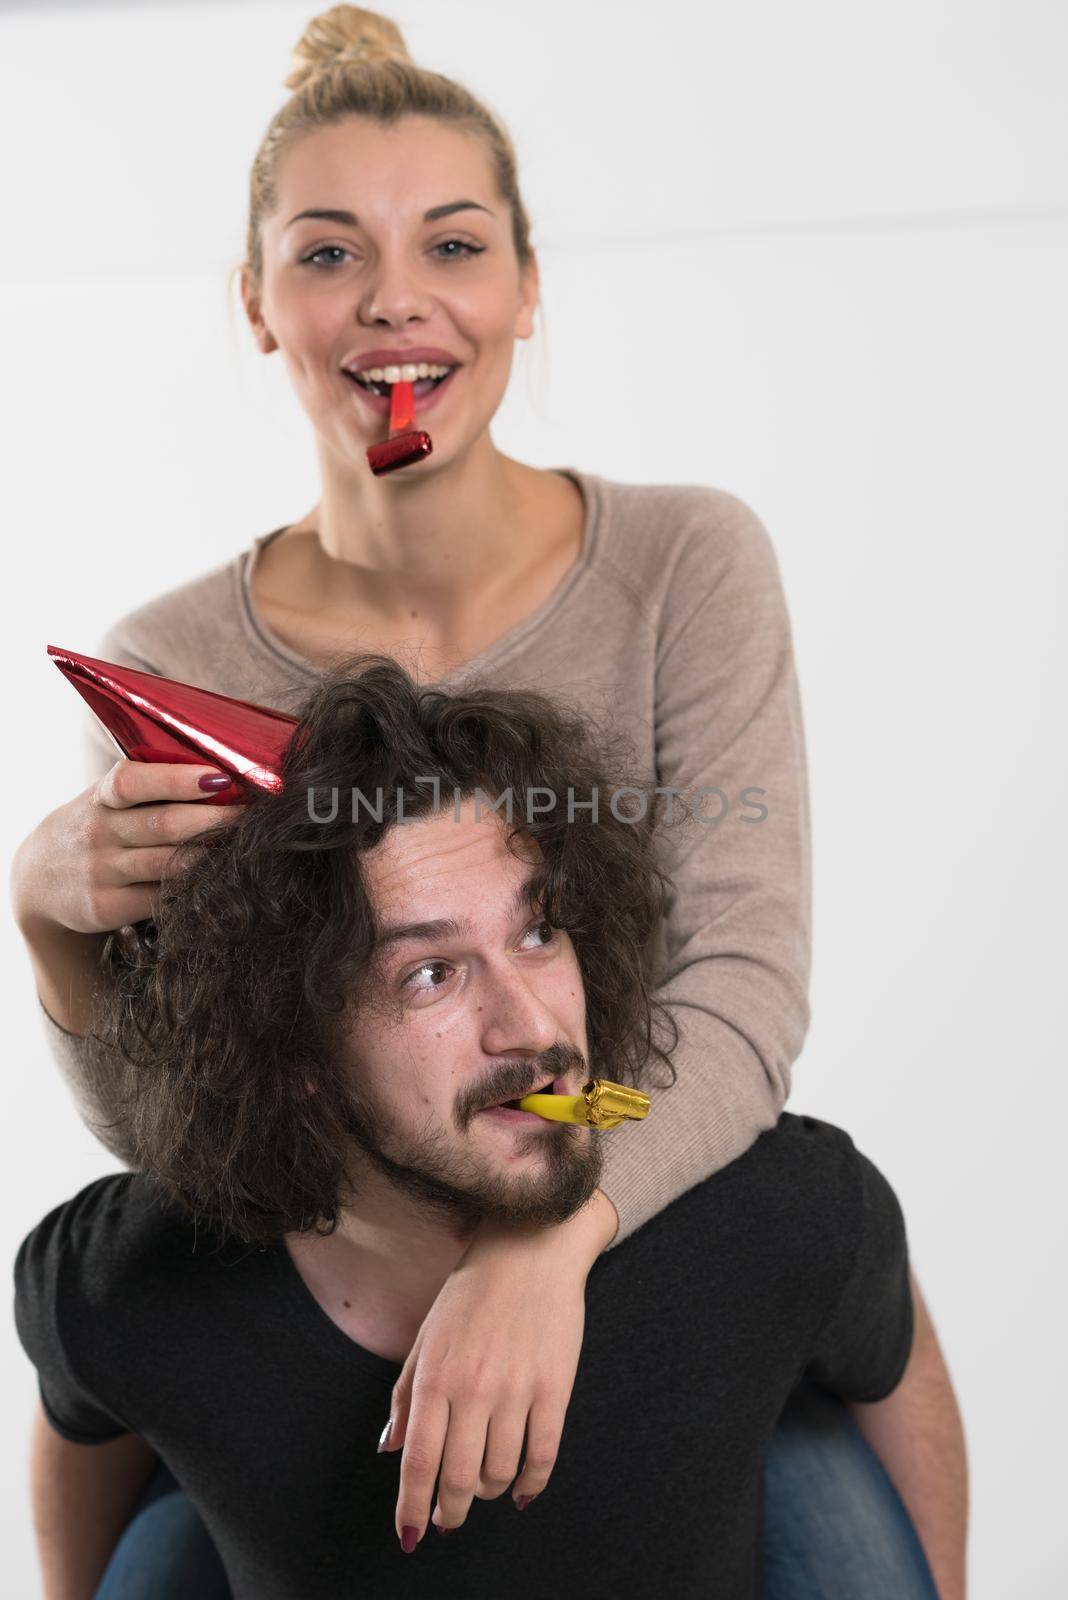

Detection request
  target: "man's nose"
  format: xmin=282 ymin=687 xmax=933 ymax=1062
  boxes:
xmin=477 ymin=963 xmax=559 ymax=1057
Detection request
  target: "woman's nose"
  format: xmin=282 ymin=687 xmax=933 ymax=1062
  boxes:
xmin=359 ymin=257 xmax=434 ymax=326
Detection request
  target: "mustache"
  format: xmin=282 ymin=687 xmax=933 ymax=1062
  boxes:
xmin=471 ymin=1041 xmax=586 ymax=1117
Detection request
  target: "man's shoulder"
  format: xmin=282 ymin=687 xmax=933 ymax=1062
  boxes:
xmin=713 ymin=1107 xmax=863 ymax=1203
xmin=15 ymin=1172 xmax=205 ymax=1305
xmin=667 ymin=1112 xmax=876 ymax=1257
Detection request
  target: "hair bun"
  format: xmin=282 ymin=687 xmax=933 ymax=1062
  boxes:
xmin=285 ymin=5 xmax=411 ymax=93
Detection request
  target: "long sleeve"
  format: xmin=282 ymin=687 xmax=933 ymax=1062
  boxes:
xmin=34 ymin=633 xmax=166 ymax=1166
xmin=596 ymin=493 xmax=812 ymax=1248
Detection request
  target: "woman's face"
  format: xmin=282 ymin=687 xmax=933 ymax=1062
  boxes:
xmin=244 ymin=115 xmax=538 ymax=472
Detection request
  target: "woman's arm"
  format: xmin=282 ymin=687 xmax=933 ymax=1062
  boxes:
xmin=379 ymin=493 xmax=810 ymax=1543
xmin=14 ymin=627 xmax=249 ymax=1161
xmin=12 ymin=756 xmax=244 ymax=1162
xmin=29 ymin=1401 xmax=158 ymax=1600
xmin=597 ymin=491 xmax=812 ymax=1246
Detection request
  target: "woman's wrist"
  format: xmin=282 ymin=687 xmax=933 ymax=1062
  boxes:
xmin=469 ymin=1186 xmax=619 ymax=1276
xmin=15 ymin=911 xmax=105 ymax=1037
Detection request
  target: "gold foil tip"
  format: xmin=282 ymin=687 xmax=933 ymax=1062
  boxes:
xmin=517 ymin=1078 xmax=651 ymax=1129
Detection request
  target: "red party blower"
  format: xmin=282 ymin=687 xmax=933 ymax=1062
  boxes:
xmin=48 ymin=646 xmax=299 ymax=805
xmin=365 ymin=378 xmax=433 ymax=476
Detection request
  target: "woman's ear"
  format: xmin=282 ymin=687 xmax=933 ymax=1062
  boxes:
xmin=240 ymin=265 xmax=279 ymax=355
xmin=514 ymin=250 xmax=540 ymax=343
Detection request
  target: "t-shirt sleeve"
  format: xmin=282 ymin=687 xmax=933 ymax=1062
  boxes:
xmin=805 ymin=1143 xmax=914 ymax=1402
xmin=13 ymin=1192 xmax=131 ymax=1444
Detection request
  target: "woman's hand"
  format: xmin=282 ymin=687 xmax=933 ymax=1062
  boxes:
xmin=381 ymin=1190 xmax=619 ymax=1549
xmin=11 ymin=759 xmax=243 ymax=1033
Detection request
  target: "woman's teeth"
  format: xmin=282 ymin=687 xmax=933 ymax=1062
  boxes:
xmin=352 ymin=361 xmax=453 ymax=390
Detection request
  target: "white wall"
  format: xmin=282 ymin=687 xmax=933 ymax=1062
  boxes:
xmin=1 ymin=1 xmax=1065 ymax=1594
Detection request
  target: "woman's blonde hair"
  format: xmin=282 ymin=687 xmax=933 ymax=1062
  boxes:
xmin=243 ymin=4 xmax=536 ymax=293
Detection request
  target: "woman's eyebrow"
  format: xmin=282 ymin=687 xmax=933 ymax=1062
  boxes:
xmin=284 ymin=199 xmax=494 ymax=230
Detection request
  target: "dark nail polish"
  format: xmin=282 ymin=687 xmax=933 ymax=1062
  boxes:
xmin=401 ymin=1525 xmax=419 ymax=1553
xmin=198 ymin=773 xmax=231 ymax=792
xmin=514 ymin=1494 xmax=533 ymax=1511
xmin=433 ymin=1522 xmax=454 ymax=1536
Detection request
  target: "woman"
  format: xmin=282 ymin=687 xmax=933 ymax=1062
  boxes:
xmin=11 ymin=7 xmax=938 ymax=1597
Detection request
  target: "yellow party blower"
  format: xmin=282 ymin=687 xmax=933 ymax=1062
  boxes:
xmin=517 ymin=1079 xmax=651 ymax=1129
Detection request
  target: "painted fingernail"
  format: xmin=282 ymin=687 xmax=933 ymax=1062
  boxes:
xmin=198 ymin=773 xmax=231 ymax=791
xmin=400 ymin=1524 xmax=420 ymax=1553
xmin=514 ymin=1494 xmax=534 ymax=1511
xmin=377 ymin=1419 xmax=392 ymax=1453
xmin=433 ymin=1522 xmax=454 ymax=1536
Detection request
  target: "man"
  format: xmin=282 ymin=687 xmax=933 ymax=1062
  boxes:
xmin=14 ymin=657 xmax=967 ymax=1599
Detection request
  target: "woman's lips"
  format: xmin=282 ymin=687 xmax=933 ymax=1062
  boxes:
xmin=343 ymin=366 xmax=459 ymax=416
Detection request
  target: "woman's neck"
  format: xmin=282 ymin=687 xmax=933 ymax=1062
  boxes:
xmin=297 ymin=437 xmax=541 ymax=620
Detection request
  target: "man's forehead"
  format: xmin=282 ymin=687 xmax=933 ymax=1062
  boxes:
xmin=363 ymin=805 xmax=539 ymax=909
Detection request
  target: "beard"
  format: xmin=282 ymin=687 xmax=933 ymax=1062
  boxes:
xmin=338 ymin=1043 xmax=605 ymax=1234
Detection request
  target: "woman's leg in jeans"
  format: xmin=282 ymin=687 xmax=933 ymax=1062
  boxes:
xmin=92 ymin=1459 xmax=231 ymax=1600
xmin=762 ymin=1380 xmax=938 ymax=1600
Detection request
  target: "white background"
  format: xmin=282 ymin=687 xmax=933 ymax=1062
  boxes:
xmin=1 ymin=1 xmax=1065 ymax=1595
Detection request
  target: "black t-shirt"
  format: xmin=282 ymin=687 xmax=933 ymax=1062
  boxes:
xmin=12 ymin=1113 xmax=912 ymax=1600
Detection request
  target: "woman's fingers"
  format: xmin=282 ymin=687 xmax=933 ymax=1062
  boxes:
xmin=105 ymin=800 xmax=244 ymax=852
xmin=94 ymin=759 xmax=236 ymax=813
xmin=393 ymin=1381 xmax=452 ymax=1549
xmin=471 ymin=1404 xmax=529 ymax=1503
xmin=88 ymin=882 xmax=162 ymax=930
xmin=95 ymin=843 xmax=215 ymax=888
xmin=12 ymin=761 xmax=244 ymax=943
xmin=506 ymin=1393 xmax=565 ymax=1507
xmin=428 ymin=1400 xmax=500 ymax=1532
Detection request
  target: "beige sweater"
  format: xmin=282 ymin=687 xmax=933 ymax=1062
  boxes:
xmin=40 ymin=468 xmax=812 ymax=1250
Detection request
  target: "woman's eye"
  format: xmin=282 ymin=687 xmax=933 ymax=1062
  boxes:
xmin=403 ymin=959 xmax=453 ymax=993
xmin=520 ymin=920 xmax=557 ymax=950
xmin=302 ymin=245 xmax=351 ymax=268
xmin=301 ymin=240 xmax=485 ymax=269
xmin=432 ymin=238 xmax=485 ymax=261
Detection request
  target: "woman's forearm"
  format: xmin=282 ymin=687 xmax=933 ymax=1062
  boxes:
xmin=10 ymin=824 xmax=110 ymax=1036
xmin=30 ymin=1402 xmax=158 ymax=1600
xmin=14 ymin=908 xmax=105 ymax=1038
xmin=471 ymin=1185 xmax=619 ymax=1272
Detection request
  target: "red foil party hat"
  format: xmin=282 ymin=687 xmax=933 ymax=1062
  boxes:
xmin=48 ymin=646 xmax=299 ymax=805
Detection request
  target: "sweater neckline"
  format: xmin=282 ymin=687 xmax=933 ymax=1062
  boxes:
xmin=237 ymin=466 xmax=600 ymax=685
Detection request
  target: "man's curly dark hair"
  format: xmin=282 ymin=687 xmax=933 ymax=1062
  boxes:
xmin=95 ymin=653 xmax=679 ymax=1245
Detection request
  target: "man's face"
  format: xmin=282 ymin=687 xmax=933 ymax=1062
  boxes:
xmin=340 ymin=797 xmax=603 ymax=1232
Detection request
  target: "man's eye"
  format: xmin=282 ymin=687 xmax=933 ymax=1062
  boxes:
xmin=520 ymin=920 xmax=557 ymax=949
xmin=402 ymin=960 xmax=453 ymax=993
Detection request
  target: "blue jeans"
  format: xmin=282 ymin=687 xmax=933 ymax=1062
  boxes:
xmin=94 ymin=1383 xmax=938 ymax=1598
xmin=93 ymin=1460 xmax=230 ymax=1600
xmin=761 ymin=1381 xmax=938 ymax=1599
